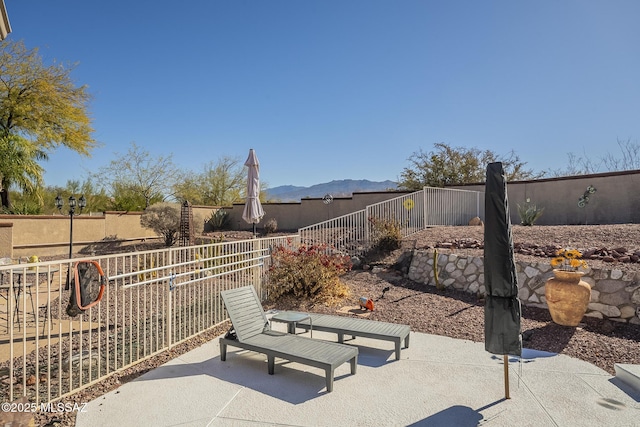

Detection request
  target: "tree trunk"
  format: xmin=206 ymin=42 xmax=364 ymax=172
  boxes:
xmin=0 ymin=187 xmax=9 ymax=210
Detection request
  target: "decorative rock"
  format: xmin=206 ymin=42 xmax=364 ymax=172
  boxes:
xmin=463 ymin=263 xmax=477 ymax=275
xmin=26 ymin=375 xmax=36 ymax=386
xmin=590 ymin=289 xmax=600 ymax=302
xmin=610 ymin=269 xmax=623 ymax=280
xmin=62 ymin=351 xmax=100 ymax=372
xmin=619 ymin=305 xmax=637 ymax=319
xmin=584 ymin=311 xmax=604 ymax=319
xmin=469 ymin=216 xmax=484 ymax=226
xmin=538 ymin=263 xmax=552 ymax=273
xmin=587 ymin=303 xmax=621 ymax=318
xmin=599 ymin=292 xmax=630 ymax=306
xmin=596 ymin=279 xmax=628 ymax=293
xmin=524 ymin=266 xmax=538 ymax=278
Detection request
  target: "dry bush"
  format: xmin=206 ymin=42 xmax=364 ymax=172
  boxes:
xmin=267 ymin=244 xmax=352 ymax=303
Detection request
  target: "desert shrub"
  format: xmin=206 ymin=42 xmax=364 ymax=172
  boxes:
xmin=206 ymin=209 xmax=230 ymax=231
xmin=263 ymin=218 xmax=278 ymax=234
xmin=140 ymin=202 xmax=180 ymax=246
xmin=267 ymin=244 xmax=352 ymax=302
xmin=517 ymin=200 xmax=544 ymax=226
xmin=1 ymin=202 xmax=42 ymax=215
xmin=369 ymin=217 xmax=402 ymax=252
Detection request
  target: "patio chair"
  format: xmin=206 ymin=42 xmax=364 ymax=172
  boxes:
xmin=291 ymin=313 xmax=411 ymax=360
xmin=219 ymin=286 xmax=358 ymax=392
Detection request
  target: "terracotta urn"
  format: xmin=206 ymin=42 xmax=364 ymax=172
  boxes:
xmin=544 ymin=269 xmax=591 ymax=327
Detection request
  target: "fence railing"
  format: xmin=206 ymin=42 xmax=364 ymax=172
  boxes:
xmin=0 ymin=235 xmax=298 ymax=405
xmin=299 ymin=187 xmax=484 ymax=256
xmin=423 ymin=187 xmax=484 ymax=226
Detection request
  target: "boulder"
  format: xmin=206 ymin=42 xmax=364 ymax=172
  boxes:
xmin=468 ymin=216 xmax=484 ymax=226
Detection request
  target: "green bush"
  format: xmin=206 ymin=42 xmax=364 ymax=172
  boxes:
xmin=267 ymin=244 xmax=352 ymax=302
xmin=369 ymin=217 xmax=402 ymax=251
xmin=206 ymin=209 xmax=230 ymax=231
xmin=517 ymin=200 xmax=544 ymax=226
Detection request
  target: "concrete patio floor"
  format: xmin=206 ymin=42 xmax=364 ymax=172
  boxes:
xmin=75 ymin=325 xmax=640 ymax=427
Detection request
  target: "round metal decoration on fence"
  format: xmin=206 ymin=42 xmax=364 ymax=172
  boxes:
xmin=403 ymin=199 xmax=415 ymax=210
xmin=323 ymin=194 xmax=333 ymax=204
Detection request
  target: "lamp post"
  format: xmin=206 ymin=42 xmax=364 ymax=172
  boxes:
xmin=55 ymin=194 xmax=86 ymax=260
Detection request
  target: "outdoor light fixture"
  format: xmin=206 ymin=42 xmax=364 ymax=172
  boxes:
xmin=56 ymin=194 xmax=87 ymax=260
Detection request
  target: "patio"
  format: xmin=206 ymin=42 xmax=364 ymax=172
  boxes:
xmin=75 ymin=326 xmax=640 ymax=427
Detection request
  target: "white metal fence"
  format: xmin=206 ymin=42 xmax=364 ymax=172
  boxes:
xmin=299 ymin=187 xmax=484 ymax=256
xmin=0 ymin=235 xmax=297 ymax=405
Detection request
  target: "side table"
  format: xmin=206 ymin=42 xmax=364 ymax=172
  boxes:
xmin=270 ymin=311 xmax=313 ymax=338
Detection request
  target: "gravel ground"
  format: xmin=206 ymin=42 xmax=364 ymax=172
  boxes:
xmin=31 ymin=224 xmax=640 ymax=426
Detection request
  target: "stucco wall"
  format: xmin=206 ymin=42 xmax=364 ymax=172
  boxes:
xmin=2 ymin=205 xmax=218 ymax=258
xmin=1 ymin=212 xmax=158 ymax=258
xmin=226 ymin=170 xmax=640 ymax=232
xmin=456 ymin=169 xmax=640 ymax=225
xmin=226 ymin=191 xmax=414 ymax=231
xmin=0 ymin=222 xmax=12 ymax=258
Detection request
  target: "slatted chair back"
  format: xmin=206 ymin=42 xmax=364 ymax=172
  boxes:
xmin=221 ymin=286 xmax=269 ymax=341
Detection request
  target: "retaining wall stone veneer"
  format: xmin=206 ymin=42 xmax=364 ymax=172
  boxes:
xmin=407 ymin=250 xmax=640 ymax=325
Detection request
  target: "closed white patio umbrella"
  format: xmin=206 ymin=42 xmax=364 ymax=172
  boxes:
xmin=242 ymin=148 xmax=265 ymax=236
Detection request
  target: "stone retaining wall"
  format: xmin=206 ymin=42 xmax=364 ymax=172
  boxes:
xmin=407 ymin=250 xmax=640 ymax=325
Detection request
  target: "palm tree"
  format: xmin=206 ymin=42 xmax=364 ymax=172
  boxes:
xmin=0 ymin=134 xmax=46 ymax=210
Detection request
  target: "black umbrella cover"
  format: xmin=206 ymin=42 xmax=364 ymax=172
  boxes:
xmin=484 ymin=162 xmax=522 ymax=356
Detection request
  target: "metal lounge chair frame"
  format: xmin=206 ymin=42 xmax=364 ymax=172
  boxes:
xmin=219 ymin=286 xmax=358 ymax=392
xmin=292 ymin=313 xmax=411 ymax=360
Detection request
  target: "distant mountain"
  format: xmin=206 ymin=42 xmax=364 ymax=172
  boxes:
xmin=265 ymin=179 xmax=398 ymax=202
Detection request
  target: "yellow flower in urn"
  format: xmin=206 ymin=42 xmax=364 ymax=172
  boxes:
xmin=546 ymin=248 xmax=591 ymax=326
xmin=550 ymin=249 xmax=588 ymax=272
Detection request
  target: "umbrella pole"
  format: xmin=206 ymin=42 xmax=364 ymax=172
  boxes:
xmin=504 ymin=354 xmax=510 ymax=399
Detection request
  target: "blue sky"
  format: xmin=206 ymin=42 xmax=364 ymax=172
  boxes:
xmin=5 ymin=1 xmax=640 ymax=188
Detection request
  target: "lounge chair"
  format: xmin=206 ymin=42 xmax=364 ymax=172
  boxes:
xmin=289 ymin=313 xmax=410 ymax=360
xmin=219 ymin=286 xmax=358 ymax=392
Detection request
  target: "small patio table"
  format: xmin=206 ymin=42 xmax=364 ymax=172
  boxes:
xmin=0 ymin=267 xmax=60 ymax=332
xmin=270 ymin=311 xmax=313 ymax=338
